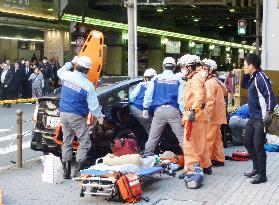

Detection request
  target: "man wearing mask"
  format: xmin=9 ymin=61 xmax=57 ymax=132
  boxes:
xmin=203 ymin=59 xmax=227 ymax=166
xmin=142 ymin=57 xmax=184 ymax=157
xmin=40 ymin=57 xmax=52 ymax=96
xmin=58 ymin=56 xmax=104 ymax=179
xmin=175 ymin=60 xmax=188 ymax=81
xmin=243 ymin=54 xmax=276 ymax=184
xmin=129 ymin=68 xmax=157 ymax=135
xmin=179 ymin=54 xmax=212 ymax=178
xmin=22 ymin=60 xmax=33 ymax=98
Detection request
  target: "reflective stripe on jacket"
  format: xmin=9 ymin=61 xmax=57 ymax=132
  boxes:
xmin=247 ymin=71 xmax=276 ymax=119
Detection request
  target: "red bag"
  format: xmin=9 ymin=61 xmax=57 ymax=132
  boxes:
xmin=111 ymin=132 xmax=140 ymax=156
xmin=231 ymin=151 xmax=250 ymax=161
xmin=117 ymin=173 xmax=142 ymax=203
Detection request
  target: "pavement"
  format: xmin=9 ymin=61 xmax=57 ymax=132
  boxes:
xmin=0 ymin=84 xmax=112 ymax=168
xmin=1 ymin=146 xmax=279 ymax=205
xmin=0 ymin=104 xmax=41 ymax=168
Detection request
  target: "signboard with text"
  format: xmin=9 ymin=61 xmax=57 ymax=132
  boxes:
xmin=166 ymin=40 xmax=181 ymax=54
xmin=0 ymin=0 xmax=58 ymax=19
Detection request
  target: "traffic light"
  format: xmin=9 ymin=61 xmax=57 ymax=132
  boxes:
xmin=238 ymin=20 xmax=247 ymax=35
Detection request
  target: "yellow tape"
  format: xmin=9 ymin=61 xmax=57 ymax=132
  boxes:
xmin=0 ymin=98 xmax=37 ymax=105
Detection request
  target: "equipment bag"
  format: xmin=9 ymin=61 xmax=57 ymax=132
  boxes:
xmin=117 ymin=173 xmax=143 ymax=203
xmin=111 ymin=130 xmax=140 ymax=156
xmin=231 ymin=150 xmax=250 ymax=161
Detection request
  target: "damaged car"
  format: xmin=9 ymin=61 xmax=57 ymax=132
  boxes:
xmin=31 ymin=78 xmax=182 ymax=162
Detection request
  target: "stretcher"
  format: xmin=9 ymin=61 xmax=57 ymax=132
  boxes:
xmin=73 ymin=163 xmax=176 ymax=200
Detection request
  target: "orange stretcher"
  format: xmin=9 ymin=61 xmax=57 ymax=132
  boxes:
xmin=79 ymin=30 xmax=104 ymax=85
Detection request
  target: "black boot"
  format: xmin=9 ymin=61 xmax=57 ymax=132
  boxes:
xmin=73 ymin=161 xmax=87 ymax=178
xmin=211 ymin=160 xmax=225 ymax=167
xmin=62 ymin=161 xmax=71 ymax=179
xmin=203 ymin=166 xmax=212 ymax=175
xmin=250 ymin=174 xmax=267 ymax=184
xmin=244 ymin=169 xmax=259 ymax=178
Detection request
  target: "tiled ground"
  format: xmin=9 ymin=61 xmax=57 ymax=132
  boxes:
xmin=1 ymin=146 xmax=279 ymax=205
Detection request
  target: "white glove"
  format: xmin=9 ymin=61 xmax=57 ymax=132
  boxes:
xmin=97 ymin=114 xmax=105 ymax=125
xmin=4 ymin=85 xmax=8 ymax=88
xmin=142 ymin=110 xmax=149 ymax=118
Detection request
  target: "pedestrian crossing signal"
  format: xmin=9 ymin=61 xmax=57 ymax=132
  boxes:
xmin=238 ymin=20 xmax=247 ymax=35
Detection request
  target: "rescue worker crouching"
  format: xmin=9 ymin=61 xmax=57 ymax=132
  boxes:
xmin=142 ymin=57 xmax=184 ymax=157
xmin=203 ymin=59 xmax=227 ymax=167
xmin=129 ymin=68 xmax=157 ymax=134
xmin=57 ymin=56 xmax=104 ymax=179
xmin=179 ymin=54 xmax=212 ymax=178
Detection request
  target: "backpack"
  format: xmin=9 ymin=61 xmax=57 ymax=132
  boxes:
xmin=111 ymin=130 xmax=140 ymax=156
xmin=117 ymin=173 xmax=143 ymax=203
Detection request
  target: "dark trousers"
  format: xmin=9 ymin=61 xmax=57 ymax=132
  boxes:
xmin=243 ymin=118 xmax=266 ymax=176
xmin=0 ymin=86 xmax=12 ymax=107
xmin=22 ymin=81 xmax=32 ymax=99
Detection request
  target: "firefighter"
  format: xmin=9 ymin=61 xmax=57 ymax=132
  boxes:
xmin=175 ymin=58 xmax=188 ymax=81
xmin=203 ymin=59 xmax=227 ymax=166
xmin=179 ymin=54 xmax=212 ymax=178
xmin=142 ymin=57 xmax=184 ymax=156
xmin=129 ymin=68 xmax=157 ymax=134
xmin=57 ymin=56 xmax=104 ymax=179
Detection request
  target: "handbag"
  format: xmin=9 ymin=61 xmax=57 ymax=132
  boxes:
xmin=111 ymin=131 xmax=140 ymax=156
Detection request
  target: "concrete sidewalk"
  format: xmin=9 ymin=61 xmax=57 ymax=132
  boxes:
xmin=1 ymin=147 xmax=279 ymax=205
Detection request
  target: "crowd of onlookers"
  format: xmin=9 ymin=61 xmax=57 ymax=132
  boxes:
xmin=0 ymin=57 xmax=60 ymax=108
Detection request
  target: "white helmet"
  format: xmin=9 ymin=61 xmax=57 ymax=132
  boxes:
xmin=178 ymin=54 xmax=200 ymax=67
xmin=71 ymin=56 xmax=79 ymax=65
xmin=192 ymin=55 xmax=201 ymax=64
xmin=144 ymin=68 xmax=157 ymax=77
xmin=76 ymin=56 xmax=92 ymax=69
xmin=162 ymin=57 xmax=176 ymax=67
xmin=202 ymin=58 xmax=217 ymax=70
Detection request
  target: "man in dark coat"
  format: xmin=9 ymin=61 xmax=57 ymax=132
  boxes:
xmin=22 ymin=60 xmax=33 ymax=98
xmin=11 ymin=62 xmax=24 ymax=99
xmin=0 ymin=63 xmax=14 ymax=107
xmin=40 ymin=57 xmax=52 ymax=96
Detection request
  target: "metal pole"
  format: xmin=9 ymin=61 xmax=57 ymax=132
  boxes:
xmin=255 ymin=0 xmax=260 ymax=55
xmin=134 ymin=0 xmax=138 ymax=77
xmin=127 ymin=0 xmax=135 ymax=78
xmin=82 ymin=0 xmax=86 ymax=23
xmin=16 ymin=110 xmax=23 ymax=168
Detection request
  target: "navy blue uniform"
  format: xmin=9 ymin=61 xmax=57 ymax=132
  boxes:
xmin=243 ymin=70 xmax=276 ymax=177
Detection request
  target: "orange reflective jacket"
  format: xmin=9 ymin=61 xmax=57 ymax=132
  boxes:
xmin=205 ymin=77 xmax=227 ymax=124
xmin=183 ymin=72 xmax=208 ymax=122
